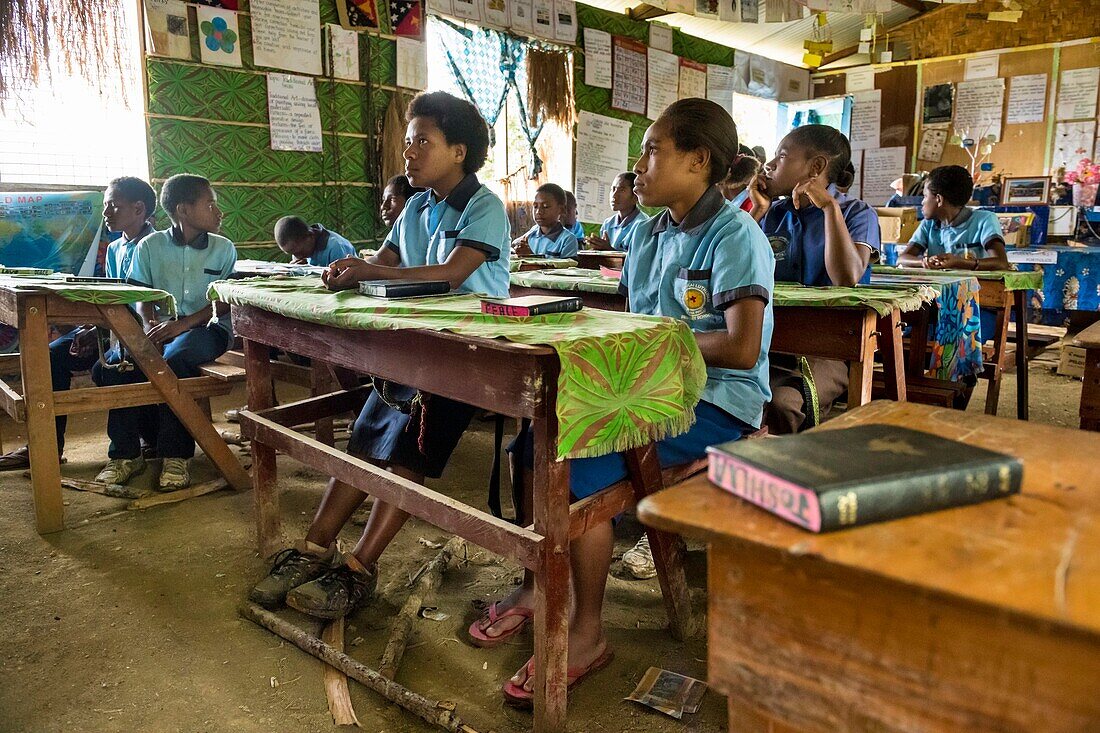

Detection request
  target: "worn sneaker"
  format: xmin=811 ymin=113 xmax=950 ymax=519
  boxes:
xmin=158 ymin=458 xmax=191 ymax=492
xmin=94 ymin=457 xmax=147 ymax=485
xmin=249 ymin=544 xmax=336 ymax=609
xmin=622 ymin=534 xmax=657 ymax=580
xmin=286 ymin=563 xmax=377 ymax=620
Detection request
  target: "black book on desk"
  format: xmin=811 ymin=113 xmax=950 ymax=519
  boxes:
xmin=357 ymin=279 xmax=450 ymax=298
xmin=706 ymin=425 xmax=1022 ymax=532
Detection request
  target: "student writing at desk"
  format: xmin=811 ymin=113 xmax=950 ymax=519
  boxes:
xmin=273 ymin=216 xmax=356 ymax=267
xmin=584 ymin=172 xmax=645 ymax=252
xmin=749 ymin=125 xmax=881 ymax=434
xmin=511 ymin=183 xmax=580 ymax=259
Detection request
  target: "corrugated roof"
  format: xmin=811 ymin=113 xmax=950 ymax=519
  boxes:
xmin=579 ymin=0 xmax=918 ymax=68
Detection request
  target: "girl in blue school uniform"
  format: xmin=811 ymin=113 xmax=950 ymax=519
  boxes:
xmin=584 ymin=171 xmax=646 ymax=251
xmin=511 ymin=183 xmax=580 ymax=258
xmin=248 ymin=91 xmax=511 ymax=619
xmin=748 ymin=124 xmax=881 ymax=434
xmin=470 ymin=98 xmax=775 ymax=706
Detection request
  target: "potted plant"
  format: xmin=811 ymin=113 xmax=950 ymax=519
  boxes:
xmin=1063 ymin=157 xmax=1100 ymax=207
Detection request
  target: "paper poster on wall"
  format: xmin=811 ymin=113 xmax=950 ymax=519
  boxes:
xmin=480 ymin=0 xmax=509 ymax=28
xmin=922 ymin=84 xmax=953 ymax=126
xmin=861 ymin=146 xmax=905 ymax=206
xmin=706 ymin=64 xmax=735 ymax=117
xmin=267 ymin=73 xmax=323 ymax=153
xmin=1056 ymin=67 xmax=1100 ymax=121
xmin=390 ymin=0 xmax=424 ymax=36
xmin=695 ymin=0 xmax=720 ymax=19
xmin=747 ymin=55 xmax=777 ymax=99
xmin=325 ymin=24 xmax=360 ymax=81
xmin=953 ymin=78 xmax=1004 ymax=141
xmin=583 ymin=29 xmax=612 ymax=89
xmin=574 ymin=111 xmax=632 ymax=225
xmin=765 ymin=0 xmax=803 ymax=22
xmin=426 ymin=0 xmax=453 ymax=16
xmin=196 ymin=6 xmax=242 ymax=67
xmin=845 ymin=67 xmax=875 ymax=94
xmin=553 ymin=0 xmax=577 ymax=44
xmin=847 ymin=149 xmax=863 ymax=201
xmin=732 ymin=52 xmax=751 ymax=95
xmin=611 ymin=36 xmax=647 ymax=116
xmin=532 ymin=0 xmax=554 ymax=38
xmin=509 ymin=0 xmax=532 ymax=31
xmin=647 ymin=49 xmax=679 ymax=120
xmin=336 ymin=0 xmax=381 ymax=30
xmin=145 ymin=0 xmax=192 ymax=59
xmin=717 ymin=0 xmax=738 ymax=22
xmin=678 ymin=58 xmax=707 ymax=101
xmin=740 ymin=0 xmax=760 ymax=23
xmin=849 ymin=89 xmax=881 ymax=150
xmin=451 ymin=0 xmax=482 ymax=21
xmin=1005 ymin=74 xmax=1047 ymax=125
xmin=1052 ymin=120 xmax=1096 ymax=171
xmin=963 ymin=54 xmax=999 ymax=81
xmin=917 ymin=127 xmax=947 ymax=162
xmin=396 ymin=37 xmax=428 ymax=90
xmin=778 ymin=66 xmax=809 ymax=103
xmin=252 ymin=0 xmax=322 ymax=76
xmin=649 ymin=22 xmax=673 ymax=53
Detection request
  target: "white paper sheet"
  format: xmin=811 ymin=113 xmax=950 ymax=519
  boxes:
xmin=647 ymin=48 xmax=680 ymax=121
xmin=574 ymin=111 xmax=632 ymax=225
xmin=396 ymin=37 xmax=428 ymax=91
xmin=954 ymin=78 xmax=1005 ymax=141
xmin=326 ymin=24 xmax=359 ymax=81
xmin=481 ymin=0 xmax=509 ymax=28
xmin=426 ymin=0 xmax=454 ymax=15
xmin=747 ymin=55 xmax=777 ymax=99
xmin=847 ymin=148 xmax=863 ymax=201
xmin=451 ymin=0 xmax=482 ymax=21
xmin=267 ymin=73 xmax=322 ymax=152
xmin=1052 ymin=120 xmax=1096 ymax=170
xmin=917 ymin=127 xmax=947 ymax=162
xmin=706 ymin=64 xmax=735 ymax=117
xmin=532 ymin=0 xmax=554 ymax=39
xmin=861 ymin=146 xmax=905 ymax=206
xmin=846 ymin=67 xmax=876 ymax=93
xmin=196 ymin=6 xmax=242 ymax=68
xmin=1005 ymin=74 xmax=1047 ymax=125
xmin=145 ymin=0 xmax=191 ymax=59
xmin=251 ymin=0 xmax=322 ymax=76
xmin=583 ymin=29 xmax=612 ymax=89
xmin=611 ymin=37 xmax=647 ymax=116
xmin=509 ymin=0 xmax=533 ymax=32
xmin=963 ymin=54 xmax=999 ymax=81
xmin=678 ymin=58 xmax=707 ymax=100
xmin=849 ymin=89 xmax=881 ymax=150
xmin=1056 ymin=67 xmax=1099 ymax=121
xmin=649 ymin=23 xmax=673 ymax=53
xmin=553 ymin=0 xmax=577 ymax=44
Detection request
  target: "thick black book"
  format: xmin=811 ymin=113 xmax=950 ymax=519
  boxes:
xmin=357 ymin=279 xmax=450 ymax=298
xmin=480 ymin=295 xmax=582 ymax=317
xmin=706 ymin=425 xmax=1022 ymax=532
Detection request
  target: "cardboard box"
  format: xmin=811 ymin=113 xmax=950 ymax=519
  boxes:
xmin=874 ymin=207 xmax=918 ymax=244
xmin=1058 ymin=337 xmax=1086 ymax=378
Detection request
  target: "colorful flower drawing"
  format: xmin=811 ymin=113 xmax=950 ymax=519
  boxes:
xmin=201 ymin=16 xmax=238 ymax=54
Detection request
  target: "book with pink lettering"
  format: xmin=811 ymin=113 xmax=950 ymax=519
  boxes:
xmin=481 ymin=296 xmax=582 ymax=317
xmin=706 ymin=426 xmax=1022 ymax=532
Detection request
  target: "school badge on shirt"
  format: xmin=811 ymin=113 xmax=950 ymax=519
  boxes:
xmin=768 ymin=235 xmax=789 ymax=262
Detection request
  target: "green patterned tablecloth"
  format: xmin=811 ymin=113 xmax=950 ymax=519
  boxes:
xmin=210 ymin=278 xmax=706 ymax=461
xmin=510 ymin=268 xmax=621 ymax=295
xmin=873 ymin=265 xmax=1042 ymax=291
xmin=0 ymin=275 xmax=176 ymax=313
xmin=510 ymin=257 xmax=578 ymax=272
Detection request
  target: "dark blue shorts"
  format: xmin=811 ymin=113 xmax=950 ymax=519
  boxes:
xmin=347 ymin=383 xmax=478 ymax=479
xmin=510 ymin=401 xmax=755 ymax=500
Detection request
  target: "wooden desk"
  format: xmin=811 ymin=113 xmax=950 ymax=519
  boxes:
xmin=638 ymin=401 xmax=1100 ymax=733
xmin=0 ymin=282 xmax=250 ymax=534
xmin=1073 ymin=320 xmax=1100 ymax=431
xmin=231 ymin=303 xmax=696 ymax=733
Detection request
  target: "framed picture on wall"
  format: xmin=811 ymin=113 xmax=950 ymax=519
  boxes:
xmin=1001 ymin=176 xmax=1051 ymax=206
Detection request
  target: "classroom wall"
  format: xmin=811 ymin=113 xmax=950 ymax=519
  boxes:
xmin=143 ymin=0 xmax=398 ymax=259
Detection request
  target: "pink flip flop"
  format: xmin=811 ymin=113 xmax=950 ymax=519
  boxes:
xmin=467 ymin=601 xmax=534 ymax=648
xmin=502 ymin=645 xmax=615 ymax=707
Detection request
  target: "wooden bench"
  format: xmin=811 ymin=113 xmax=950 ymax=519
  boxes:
xmin=1074 ymin=321 xmax=1100 ymax=431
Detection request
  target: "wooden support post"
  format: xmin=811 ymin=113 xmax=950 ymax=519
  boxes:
xmin=311 ymin=361 xmax=335 ymax=446
xmin=20 ymin=295 xmax=64 ymax=533
xmin=244 ymin=337 xmax=280 ymax=556
xmin=1014 ymin=290 xmax=1030 ymax=420
xmin=877 ymin=311 xmax=907 ymax=402
xmin=624 ymin=445 xmax=698 ymax=641
xmin=983 ymin=296 xmax=1011 ymax=416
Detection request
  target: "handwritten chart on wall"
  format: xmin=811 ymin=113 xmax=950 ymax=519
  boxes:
xmin=267 ymin=73 xmax=323 ymax=152
xmin=574 ymin=111 xmax=631 ymax=225
xmin=954 ymin=78 xmax=1004 ymax=141
xmin=252 ymin=0 xmax=323 ymax=76
xmin=647 ymin=48 xmax=679 ymax=121
xmin=611 ymin=37 xmax=647 ymax=116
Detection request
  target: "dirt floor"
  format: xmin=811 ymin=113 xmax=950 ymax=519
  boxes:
xmin=0 ymin=352 xmax=1085 ymax=733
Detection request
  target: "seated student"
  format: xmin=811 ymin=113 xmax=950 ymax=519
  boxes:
xmin=563 ymin=190 xmax=585 ymax=240
xmin=897 ymin=165 xmax=1009 ymax=271
xmin=584 ymin=172 xmax=644 ymax=252
xmin=511 ymin=183 xmax=579 ymax=258
xmin=471 ymin=99 xmax=773 ymax=705
xmin=718 ymin=144 xmax=762 ymax=212
xmin=248 ymin=90 xmax=509 ymax=619
xmin=92 ymin=174 xmax=237 ymax=491
xmin=274 ymin=216 xmax=356 ymax=267
xmin=749 ymin=124 xmax=880 ymax=435
xmin=379 ymin=174 xmax=424 ymax=230
xmin=0 ymin=176 xmax=158 ymax=471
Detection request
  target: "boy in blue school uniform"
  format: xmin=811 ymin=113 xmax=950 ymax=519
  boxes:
xmin=0 ymin=177 xmax=158 ymax=471
xmin=563 ymin=190 xmax=586 ymax=240
xmin=897 ymin=164 xmax=1009 ymax=271
xmin=584 ymin=172 xmax=646 ymax=252
xmin=472 ymin=99 xmax=774 ymax=705
xmin=273 ymin=216 xmax=357 ymax=266
xmin=511 ymin=183 xmax=579 ymax=258
xmin=249 ymin=91 xmax=510 ymax=619
xmin=92 ymin=174 xmax=237 ymax=491
xmin=749 ymin=124 xmax=881 ymax=434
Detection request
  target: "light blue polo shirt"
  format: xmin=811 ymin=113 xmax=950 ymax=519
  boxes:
xmin=599 ymin=209 xmax=646 ymax=252
xmin=383 ymin=173 xmax=509 ymax=298
xmin=619 ymin=186 xmax=775 ymax=429
xmin=761 ymin=184 xmax=880 ymax=286
xmin=307 ymin=225 xmax=356 ymax=266
xmin=104 ymin=222 xmax=154 ymax=279
xmin=524 ymin=225 xmax=579 ymax=258
xmin=908 ymin=207 xmax=1004 ymax=259
xmin=128 ymin=227 xmax=238 ymax=335
xmin=567 ymin=220 xmax=585 ymax=240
